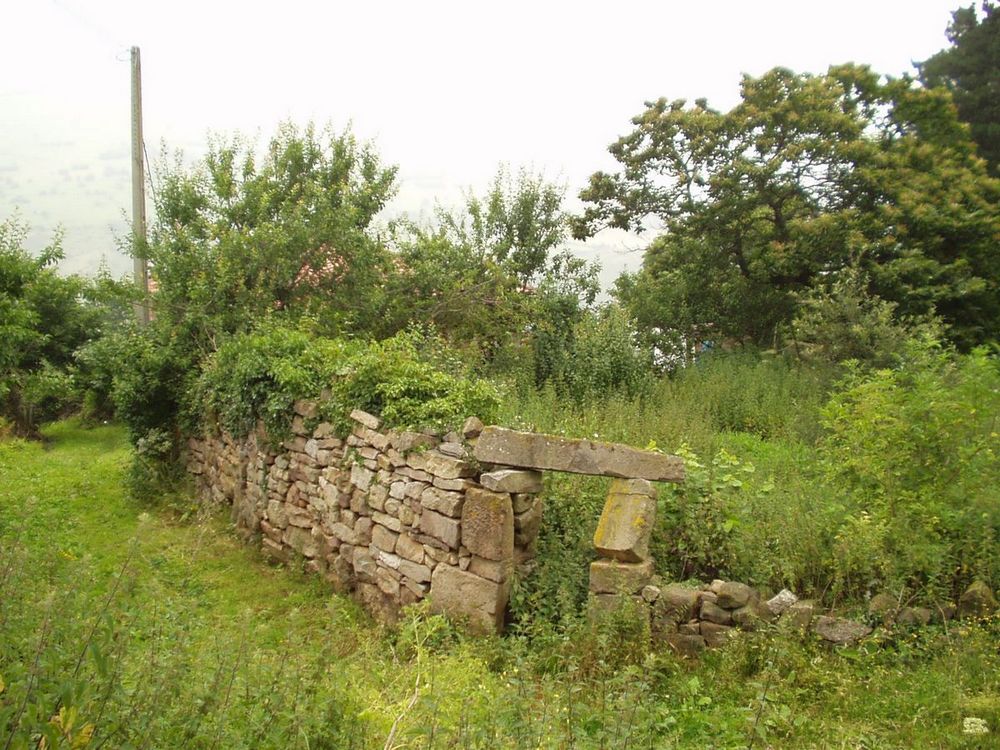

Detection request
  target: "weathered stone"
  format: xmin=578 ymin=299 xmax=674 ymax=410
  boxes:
xmin=284 ymin=526 xmax=318 ymax=557
xmin=653 ymin=585 xmax=701 ymax=630
xmin=398 ymin=558 xmax=433 ymax=583
xmin=371 ymin=524 xmax=397 ymax=553
xmin=394 ymin=431 xmax=436 ymax=452
xmin=267 ymin=499 xmax=289 ymax=529
xmin=395 ymin=533 xmax=425 ymax=564
xmin=715 ymin=581 xmax=757 ymax=609
xmin=423 ymin=452 xmax=476 ymax=480
xmin=589 ymin=593 xmax=646 ymax=620
xmin=663 ymin=633 xmax=705 ymax=658
xmin=419 ymin=509 xmax=461 ymax=548
xmin=294 ymin=399 xmax=319 ymax=419
xmin=330 ymin=522 xmax=361 ymax=546
xmin=813 ymin=616 xmax=872 ymax=645
xmin=372 ymin=511 xmax=403 ymax=533
xmin=765 ymin=589 xmax=798 ymax=616
xmin=313 ymin=422 xmax=336 ymax=439
xmin=474 ymin=427 xmax=684 ymax=482
xmin=700 ymin=600 xmax=734 ymax=626
xmin=376 ymin=566 xmax=400 ymax=596
xmin=897 ymin=606 xmax=932 ymax=627
xmin=350 ymin=409 xmax=380 ymax=430
xmin=462 ymin=416 xmax=484 ymax=439
xmin=868 ymin=592 xmax=897 ymax=619
xmin=461 ymin=488 xmax=514 ymax=562
xmin=958 ymin=581 xmax=998 ymax=619
xmin=589 ymin=559 xmax=654 ymax=595
xmin=514 ymin=498 xmax=543 ymax=546
xmin=678 ymin=621 xmax=701 ymax=635
xmin=641 ymin=585 xmax=661 ymax=603
xmin=437 ymin=442 xmax=467 ymax=458
xmin=397 ymin=467 xmax=433 ymax=482
xmin=480 ymin=469 xmax=544 ymax=494
xmin=350 ymin=463 xmax=374 ymax=491
xmin=369 ymin=483 xmax=388 ymax=512
xmin=468 ymin=556 xmax=512 ymax=583
xmin=429 ymin=565 xmax=510 ymax=634
xmin=512 ymin=493 xmax=536 ymax=514
xmin=433 ymin=476 xmax=474 ymax=492
xmin=701 ymin=621 xmax=735 ymax=648
xmin=592 ymin=480 xmax=657 ymax=563
xmin=783 ymin=600 xmax=819 ymax=629
xmin=420 ymin=487 xmax=465 ymax=517
xmin=731 ymin=599 xmax=774 ymax=629
xmin=261 ymin=537 xmax=289 ymax=563
xmin=352 ymin=549 xmax=377 ymax=581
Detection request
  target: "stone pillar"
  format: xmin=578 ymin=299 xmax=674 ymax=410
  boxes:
xmin=589 ymin=478 xmax=657 ymax=614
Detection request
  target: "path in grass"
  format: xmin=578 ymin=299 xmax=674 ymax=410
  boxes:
xmin=1 ymin=422 xmax=997 ymax=748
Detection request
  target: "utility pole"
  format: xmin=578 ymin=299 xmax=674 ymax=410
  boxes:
xmin=131 ymin=45 xmax=150 ymax=325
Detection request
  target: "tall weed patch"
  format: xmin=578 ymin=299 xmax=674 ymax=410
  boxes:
xmin=821 ymin=341 xmax=1000 ymax=598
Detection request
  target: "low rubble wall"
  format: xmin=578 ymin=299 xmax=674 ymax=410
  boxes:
xmin=185 ymin=407 xmax=543 ymax=633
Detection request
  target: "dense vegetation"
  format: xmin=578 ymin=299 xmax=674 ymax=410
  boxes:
xmin=2 ymin=7 xmax=999 ymax=745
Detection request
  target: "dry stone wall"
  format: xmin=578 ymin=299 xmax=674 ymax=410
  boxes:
xmin=185 ymin=406 xmax=543 ymax=633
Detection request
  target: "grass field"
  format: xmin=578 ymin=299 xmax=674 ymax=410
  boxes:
xmin=1 ymin=421 xmax=998 ymax=748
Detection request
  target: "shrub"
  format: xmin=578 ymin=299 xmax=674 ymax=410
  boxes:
xmin=820 ymin=337 xmax=1000 ymax=597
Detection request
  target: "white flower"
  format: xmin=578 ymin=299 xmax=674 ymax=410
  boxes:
xmin=963 ymin=717 xmax=989 ymax=735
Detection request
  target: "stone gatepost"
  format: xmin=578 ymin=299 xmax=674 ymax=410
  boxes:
xmin=589 ymin=478 xmax=658 ymax=614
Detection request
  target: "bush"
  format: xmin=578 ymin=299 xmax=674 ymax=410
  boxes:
xmin=821 ymin=337 xmax=1000 ymax=598
xmin=191 ymin=324 xmax=502 ymax=442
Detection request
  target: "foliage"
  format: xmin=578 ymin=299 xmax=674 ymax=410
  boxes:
xmin=192 ymin=324 xmax=501 ymax=442
xmin=820 ymin=338 xmax=1000 ymax=597
xmin=5 ymin=421 xmax=1000 ymax=748
xmin=534 ymin=303 xmax=652 ymax=403
xmin=386 ymin=167 xmax=600 ymax=369
xmin=578 ymin=64 xmax=1000 ymax=350
xmin=145 ymin=121 xmax=398 ymax=352
xmin=787 ymin=266 xmax=932 ymax=368
xmin=918 ymin=1 xmax=1000 ymax=176
xmin=0 ymin=217 xmax=114 ymax=435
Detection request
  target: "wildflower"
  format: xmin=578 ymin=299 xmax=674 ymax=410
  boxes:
xmin=963 ymin=717 xmax=989 ymax=735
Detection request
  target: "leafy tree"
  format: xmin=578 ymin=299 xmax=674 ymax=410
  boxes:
xmin=386 ymin=168 xmax=600 ymax=369
xmin=576 ymin=65 xmax=1000 ymax=350
xmin=918 ymin=2 xmax=1000 ymax=176
xmin=144 ymin=121 xmax=398 ymax=353
xmin=0 ymin=218 xmax=107 ymax=435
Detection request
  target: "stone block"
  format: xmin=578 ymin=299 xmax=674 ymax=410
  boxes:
xmin=284 ymin=526 xmax=318 ymax=557
xmin=462 ymin=416 xmax=484 ymax=439
xmin=350 ymin=409 xmax=380 ymax=430
xmin=371 ymin=524 xmax=398 ymax=553
xmin=662 ymin=633 xmax=705 ymax=658
xmin=701 ymin=621 xmax=735 ymax=648
xmin=812 ymin=616 xmax=872 ymax=645
xmin=589 ymin=559 xmax=654 ymax=595
xmin=480 ymin=469 xmax=543 ymax=494
xmin=593 ymin=479 xmax=657 ymax=563
xmin=420 ymin=487 xmax=465 ymax=517
xmin=419 ymin=509 xmax=461 ymax=549
xmin=469 ymin=555 xmax=513 ymax=584
xmin=429 ymin=565 xmax=510 ymax=634
xmin=372 ymin=511 xmax=403 ymax=533
xmin=514 ymin=498 xmax=543 ymax=546
xmin=700 ymin=600 xmax=734 ymax=626
xmin=959 ymin=581 xmax=997 ymax=619
xmin=423 ymin=452 xmax=476 ymax=480
xmin=474 ymin=427 xmax=684 ymax=482
xmin=395 ymin=533 xmax=425 ymax=564
xmin=461 ymin=488 xmax=514 ymax=562
xmin=715 ymin=581 xmax=757 ymax=609
xmin=398 ymin=558 xmax=433 ymax=583
xmin=350 ymin=464 xmax=374 ymax=491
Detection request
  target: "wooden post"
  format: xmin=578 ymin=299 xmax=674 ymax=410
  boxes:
xmin=131 ymin=45 xmax=150 ymax=325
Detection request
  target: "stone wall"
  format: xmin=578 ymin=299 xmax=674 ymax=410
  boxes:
xmin=185 ymin=405 xmax=544 ymax=633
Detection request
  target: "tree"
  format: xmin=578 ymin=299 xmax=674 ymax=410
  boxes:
xmin=575 ymin=65 xmax=1000 ymax=350
xmin=918 ymin=2 xmax=1000 ymax=176
xmin=385 ymin=168 xmax=599 ymax=369
xmin=144 ymin=122 xmax=398 ymax=352
xmin=0 ymin=217 xmax=107 ymax=435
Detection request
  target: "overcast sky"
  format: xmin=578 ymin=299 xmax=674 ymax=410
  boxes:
xmin=1 ymin=0 xmax=964 ymax=288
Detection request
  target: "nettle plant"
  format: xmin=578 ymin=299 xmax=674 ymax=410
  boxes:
xmin=656 ymin=445 xmax=767 ymax=581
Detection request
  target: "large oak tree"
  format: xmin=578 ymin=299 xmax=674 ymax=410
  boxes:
xmin=575 ymin=65 xmax=1000 ymax=350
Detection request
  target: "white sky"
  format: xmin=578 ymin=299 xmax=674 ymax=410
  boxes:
xmin=1 ymin=0 xmax=962 ymax=289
